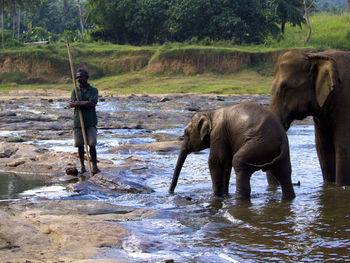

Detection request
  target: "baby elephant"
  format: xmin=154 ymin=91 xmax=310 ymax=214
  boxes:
xmin=169 ymin=102 xmax=295 ymax=200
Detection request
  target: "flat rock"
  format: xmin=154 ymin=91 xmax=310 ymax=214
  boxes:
xmin=109 ymin=140 xmax=181 ymax=153
xmin=0 ymin=200 xmax=156 ymax=262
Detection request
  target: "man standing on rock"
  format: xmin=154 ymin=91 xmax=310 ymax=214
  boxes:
xmin=70 ymin=69 xmax=100 ymax=174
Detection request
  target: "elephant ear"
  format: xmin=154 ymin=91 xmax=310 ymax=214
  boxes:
xmin=198 ymin=115 xmax=212 ymax=142
xmin=308 ymin=54 xmax=339 ymax=107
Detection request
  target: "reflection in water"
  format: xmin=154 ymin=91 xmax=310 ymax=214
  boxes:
xmin=0 ymin=173 xmax=47 ymax=201
xmin=1 ymin=123 xmax=350 ymax=262
xmin=96 ymin=125 xmax=350 ymax=262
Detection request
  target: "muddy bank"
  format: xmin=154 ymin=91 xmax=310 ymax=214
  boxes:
xmin=148 ymin=49 xmax=282 ymax=75
xmin=0 ymin=47 xmax=282 ymax=84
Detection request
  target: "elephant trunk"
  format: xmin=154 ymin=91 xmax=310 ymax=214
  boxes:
xmin=269 ymin=98 xmax=291 ymax=131
xmin=169 ymin=148 xmax=188 ymax=194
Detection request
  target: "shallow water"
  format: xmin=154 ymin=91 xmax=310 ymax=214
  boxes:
xmin=2 ymin=117 xmax=350 ymax=262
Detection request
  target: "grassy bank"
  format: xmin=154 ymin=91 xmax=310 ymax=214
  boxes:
xmin=0 ymin=69 xmax=272 ymax=95
xmin=0 ymin=12 xmax=349 ymax=95
xmin=266 ymin=12 xmax=350 ymax=50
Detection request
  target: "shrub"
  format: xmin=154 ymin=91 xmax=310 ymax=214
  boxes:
xmin=20 ymin=27 xmax=58 ymax=43
xmin=61 ymin=30 xmax=80 ymax=42
xmin=0 ymin=30 xmax=24 ymax=48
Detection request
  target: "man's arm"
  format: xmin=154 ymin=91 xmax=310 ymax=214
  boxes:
xmin=70 ymin=101 xmax=96 ymax=109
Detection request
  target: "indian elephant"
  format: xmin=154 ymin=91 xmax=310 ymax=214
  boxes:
xmin=169 ymin=102 xmax=296 ymax=200
xmin=269 ymin=50 xmax=350 ymax=186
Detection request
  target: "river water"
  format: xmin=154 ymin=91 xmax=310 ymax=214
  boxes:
xmin=1 ymin=104 xmax=350 ymax=262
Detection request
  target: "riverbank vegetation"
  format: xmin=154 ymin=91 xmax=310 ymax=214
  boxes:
xmin=0 ymin=2 xmax=349 ymax=94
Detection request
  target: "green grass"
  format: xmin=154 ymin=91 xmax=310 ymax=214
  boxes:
xmin=0 ymin=69 xmax=272 ymax=95
xmin=266 ymin=12 xmax=350 ymax=51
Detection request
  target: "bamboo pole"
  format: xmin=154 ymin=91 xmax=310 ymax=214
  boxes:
xmin=66 ymin=40 xmax=93 ymax=177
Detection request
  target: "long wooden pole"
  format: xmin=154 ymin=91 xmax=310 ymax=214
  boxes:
xmin=66 ymin=40 xmax=93 ymax=177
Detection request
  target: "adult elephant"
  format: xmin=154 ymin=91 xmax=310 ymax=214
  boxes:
xmin=169 ymin=102 xmax=296 ymax=200
xmin=269 ymin=49 xmax=350 ymax=186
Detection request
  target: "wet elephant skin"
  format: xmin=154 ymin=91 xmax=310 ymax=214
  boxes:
xmin=270 ymin=50 xmax=350 ymax=186
xmin=170 ymin=102 xmax=295 ymax=200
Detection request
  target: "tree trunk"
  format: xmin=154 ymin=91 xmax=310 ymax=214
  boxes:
xmin=17 ymin=8 xmax=20 ymax=41
xmin=77 ymin=0 xmax=89 ymax=42
xmin=304 ymin=0 xmax=315 ymax=43
xmin=11 ymin=0 xmax=16 ymax=39
xmin=348 ymin=0 xmax=350 ymax=11
xmin=1 ymin=0 xmax=4 ymax=49
xmin=77 ymin=0 xmax=83 ymax=41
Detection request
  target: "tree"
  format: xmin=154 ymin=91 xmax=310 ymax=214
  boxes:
xmin=23 ymin=0 xmax=80 ymax=35
xmin=0 ymin=0 xmax=47 ymax=48
xmin=8 ymin=1 xmax=29 ymax=40
xmin=77 ymin=0 xmax=89 ymax=42
xmin=269 ymin=0 xmax=304 ymax=34
xmin=86 ymin=0 xmax=306 ymax=45
xmin=88 ymin=0 xmax=169 ymax=44
xmin=304 ymin=0 xmax=316 ymax=43
xmin=1 ymin=0 xmax=4 ymax=49
xmin=167 ymin=0 xmax=278 ymax=44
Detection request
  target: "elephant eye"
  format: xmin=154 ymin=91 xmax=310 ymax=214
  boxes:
xmin=184 ymin=128 xmax=189 ymax=136
xmin=280 ymin=80 xmax=288 ymax=90
xmin=277 ymin=81 xmax=288 ymax=97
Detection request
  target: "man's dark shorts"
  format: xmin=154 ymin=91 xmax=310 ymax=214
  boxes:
xmin=73 ymin=126 xmax=97 ymax=147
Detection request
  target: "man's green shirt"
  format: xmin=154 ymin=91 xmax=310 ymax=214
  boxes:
xmin=71 ymin=85 xmax=98 ymax=128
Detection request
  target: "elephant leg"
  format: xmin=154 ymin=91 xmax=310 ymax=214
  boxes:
xmin=208 ymin=150 xmax=231 ymax=197
xmin=268 ymin=156 xmax=295 ymax=200
xmin=234 ymin=168 xmax=253 ymax=199
xmin=224 ymin=164 xmax=232 ymax=195
xmin=232 ymin=150 xmax=255 ymax=199
xmin=335 ymin=141 xmax=350 ymax=186
xmin=266 ymin=170 xmax=280 ymax=187
xmin=315 ymin=124 xmax=336 ymax=183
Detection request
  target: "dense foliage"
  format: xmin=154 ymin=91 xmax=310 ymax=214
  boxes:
xmin=23 ymin=0 xmax=81 ymax=35
xmin=88 ymin=0 xmax=307 ymax=45
xmin=0 ymin=0 xmax=348 ymax=47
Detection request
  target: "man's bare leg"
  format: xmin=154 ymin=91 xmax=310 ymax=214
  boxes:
xmin=78 ymin=146 xmax=86 ymax=174
xmin=90 ymin=146 xmax=100 ymax=174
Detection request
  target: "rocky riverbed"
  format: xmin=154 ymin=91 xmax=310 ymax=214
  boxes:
xmin=0 ymin=89 xmax=312 ymax=262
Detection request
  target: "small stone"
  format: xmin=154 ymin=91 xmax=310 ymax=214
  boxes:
xmin=65 ymin=167 xmax=78 ymax=176
xmin=159 ymin=97 xmax=170 ymax=102
xmin=186 ymin=106 xmax=200 ymax=112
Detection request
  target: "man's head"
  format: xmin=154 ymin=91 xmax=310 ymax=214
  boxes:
xmin=76 ymin=69 xmax=89 ymax=88
xmin=76 ymin=69 xmax=89 ymax=79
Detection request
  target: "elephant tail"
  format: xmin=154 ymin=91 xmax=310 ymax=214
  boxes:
xmin=246 ymin=136 xmax=289 ymax=171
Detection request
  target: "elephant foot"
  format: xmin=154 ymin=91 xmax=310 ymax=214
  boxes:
xmin=266 ymin=172 xmax=280 ymax=187
xmin=281 ymin=191 xmax=296 ymax=200
xmin=234 ymin=192 xmax=251 ymax=200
